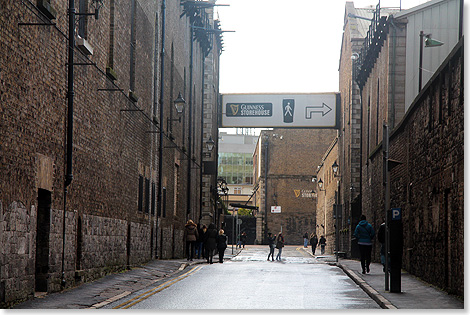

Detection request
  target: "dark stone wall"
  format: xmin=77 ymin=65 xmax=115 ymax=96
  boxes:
xmin=0 ymin=0 xmax=211 ymax=306
xmin=364 ymin=40 xmax=464 ymax=297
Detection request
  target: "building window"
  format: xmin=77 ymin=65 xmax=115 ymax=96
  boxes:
xmin=234 ymin=187 xmax=242 ymax=194
xmin=144 ymin=178 xmax=150 ymax=213
xmin=78 ymin=0 xmax=88 ymax=39
xmin=129 ymin=0 xmax=137 ymax=99
xmin=151 ymin=182 xmax=156 ymax=216
xmin=106 ymin=0 xmax=117 ymax=80
xmin=138 ymin=175 xmax=144 ymax=212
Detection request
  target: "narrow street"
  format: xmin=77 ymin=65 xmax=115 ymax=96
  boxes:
xmin=106 ymin=246 xmax=379 ymax=309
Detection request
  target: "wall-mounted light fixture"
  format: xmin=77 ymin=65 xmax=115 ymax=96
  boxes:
xmin=206 ymin=136 xmax=215 ymax=152
xmin=332 ymin=161 xmax=340 ymax=177
xmin=173 ymin=92 xmax=186 ymax=114
xmin=419 ymin=31 xmax=444 ymax=92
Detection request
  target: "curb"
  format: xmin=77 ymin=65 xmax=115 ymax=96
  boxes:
xmin=300 ymin=247 xmax=396 ymax=309
xmin=337 ymin=264 xmax=396 ymax=309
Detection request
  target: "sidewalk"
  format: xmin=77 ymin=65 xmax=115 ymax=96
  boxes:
xmin=303 ymin=248 xmax=464 ymax=309
xmin=14 ymin=249 xmax=242 ymax=309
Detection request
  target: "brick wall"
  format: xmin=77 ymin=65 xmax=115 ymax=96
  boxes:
xmin=262 ymin=128 xmax=337 ymax=245
xmin=0 ymin=0 xmax=214 ymax=306
xmin=365 ymin=40 xmax=464 ymax=297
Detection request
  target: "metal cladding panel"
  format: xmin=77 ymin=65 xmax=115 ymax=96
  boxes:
xmin=221 ymin=93 xmax=340 ymax=129
xmin=400 ymin=0 xmax=460 ymax=110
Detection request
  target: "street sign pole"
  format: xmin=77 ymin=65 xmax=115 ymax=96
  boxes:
xmin=383 ymin=123 xmax=390 ymax=291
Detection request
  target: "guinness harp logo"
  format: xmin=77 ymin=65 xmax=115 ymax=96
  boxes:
xmin=294 ymin=190 xmax=301 ymax=198
xmin=230 ymin=104 xmax=239 ymax=116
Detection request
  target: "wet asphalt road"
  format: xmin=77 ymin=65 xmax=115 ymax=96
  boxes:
xmin=106 ymin=245 xmax=379 ymax=309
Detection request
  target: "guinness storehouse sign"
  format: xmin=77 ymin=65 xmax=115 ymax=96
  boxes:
xmin=226 ymin=103 xmax=273 ymax=117
xmin=222 ymin=93 xmax=339 ymax=129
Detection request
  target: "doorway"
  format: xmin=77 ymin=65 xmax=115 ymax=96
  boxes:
xmin=35 ymin=189 xmax=51 ymax=292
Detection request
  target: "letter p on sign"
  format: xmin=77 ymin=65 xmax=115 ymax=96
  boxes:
xmin=391 ymin=208 xmax=402 ymax=221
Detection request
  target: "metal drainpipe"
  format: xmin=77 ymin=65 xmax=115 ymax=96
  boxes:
xmin=156 ymin=0 xmax=166 ymax=259
xmin=199 ymin=52 xmax=205 ymax=223
xmin=187 ymin=24 xmax=194 ymax=220
xmin=390 ymin=17 xmax=397 ymax=129
xmin=62 ymin=0 xmax=76 ymax=288
xmin=264 ymin=136 xmax=268 ymax=244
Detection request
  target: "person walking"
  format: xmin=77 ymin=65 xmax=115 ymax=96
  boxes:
xmin=353 ymin=215 xmax=376 ymax=274
xmin=309 ymin=233 xmax=318 ymax=255
xmin=275 ymin=232 xmax=285 ymax=261
xmin=267 ymin=232 xmax=276 ymax=261
xmin=195 ymin=223 xmax=204 ymax=259
xmin=319 ymin=235 xmax=326 ymax=255
xmin=377 ymin=222 xmax=387 ymax=272
xmin=204 ymin=223 xmax=218 ymax=264
xmin=240 ymin=232 xmax=247 ymax=249
xmin=303 ymin=232 xmax=309 ymax=248
xmin=184 ymin=220 xmax=198 ymax=261
xmin=216 ymin=229 xmax=228 ymax=263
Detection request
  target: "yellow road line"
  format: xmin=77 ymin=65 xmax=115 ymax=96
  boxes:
xmin=113 ymin=265 xmax=202 ymax=309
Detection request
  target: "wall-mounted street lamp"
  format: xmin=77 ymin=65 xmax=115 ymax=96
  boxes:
xmin=332 ymin=161 xmax=339 ymax=176
xmin=167 ymin=93 xmax=186 ymax=131
xmin=419 ymin=31 xmax=444 ymax=92
xmin=206 ymin=136 xmax=215 ymax=152
xmin=317 ymin=178 xmax=325 ymax=191
xmin=173 ymin=92 xmax=186 ymax=114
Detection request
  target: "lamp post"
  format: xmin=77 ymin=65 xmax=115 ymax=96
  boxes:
xmin=332 ymin=161 xmax=341 ymax=263
xmin=317 ymin=178 xmax=326 ymax=241
xmin=419 ymin=31 xmax=444 ymax=92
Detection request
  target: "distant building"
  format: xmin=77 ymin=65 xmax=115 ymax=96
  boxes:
xmin=217 ymin=131 xmax=258 ymax=212
xmin=253 ymin=128 xmax=337 ymax=245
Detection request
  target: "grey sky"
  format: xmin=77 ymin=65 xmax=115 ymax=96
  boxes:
xmin=216 ymin=0 xmax=430 ymax=94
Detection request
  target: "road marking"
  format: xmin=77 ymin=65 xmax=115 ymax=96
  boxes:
xmin=113 ymin=265 xmax=202 ymax=309
xmin=88 ymin=291 xmax=132 ymax=309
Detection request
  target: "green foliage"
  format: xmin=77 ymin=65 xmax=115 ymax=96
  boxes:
xmin=237 ymin=208 xmax=253 ymax=217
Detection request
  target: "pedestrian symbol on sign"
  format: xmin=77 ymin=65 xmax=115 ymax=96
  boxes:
xmin=282 ymin=99 xmax=294 ymax=123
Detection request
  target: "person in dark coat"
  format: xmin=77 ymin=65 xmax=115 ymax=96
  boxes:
xmin=275 ymin=232 xmax=285 ymax=261
xmin=267 ymin=232 xmax=276 ymax=261
xmin=216 ymin=229 xmax=228 ymax=263
xmin=309 ymin=233 xmax=318 ymax=255
xmin=204 ymin=223 xmax=218 ymax=264
xmin=319 ymin=235 xmax=327 ymax=255
xmin=353 ymin=215 xmax=376 ymax=274
xmin=303 ymin=232 xmax=309 ymax=248
xmin=240 ymin=232 xmax=247 ymax=249
xmin=196 ymin=224 xmax=206 ymax=259
xmin=184 ymin=220 xmax=199 ymax=261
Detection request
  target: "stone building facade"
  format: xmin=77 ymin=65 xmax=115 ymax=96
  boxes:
xmin=367 ymin=40 xmax=464 ymax=297
xmin=330 ymin=0 xmax=464 ymax=297
xmin=254 ymin=128 xmax=337 ymax=245
xmin=315 ymin=138 xmax=339 ymax=254
xmin=0 ymin=0 xmax=221 ymax=306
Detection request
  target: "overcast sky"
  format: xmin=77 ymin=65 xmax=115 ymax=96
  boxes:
xmin=216 ymin=0 xmax=430 ymax=94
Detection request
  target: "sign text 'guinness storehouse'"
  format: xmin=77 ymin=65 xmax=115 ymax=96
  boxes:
xmin=222 ymin=93 xmax=339 ymax=128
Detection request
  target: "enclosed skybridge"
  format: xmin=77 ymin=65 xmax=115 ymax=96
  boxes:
xmin=221 ymin=93 xmax=340 ymax=129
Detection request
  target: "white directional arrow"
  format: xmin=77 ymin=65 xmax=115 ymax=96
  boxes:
xmin=305 ymin=103 xmax=332 ymax=118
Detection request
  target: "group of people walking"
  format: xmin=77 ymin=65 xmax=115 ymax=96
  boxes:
xmin=307 ymin=233 xmax=326 ymax=256
xmin=184 ymin=220 xmax=228 ymax=264
xmin=186 ymin=215 xmax=379 ymax=274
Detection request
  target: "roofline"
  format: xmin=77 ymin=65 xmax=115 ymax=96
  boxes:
xmin=393 ymin=0 xmax=449 ymax=19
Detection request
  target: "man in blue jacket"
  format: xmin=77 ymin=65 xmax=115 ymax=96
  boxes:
xmin=353 ymin=215 xmax=375 ymax=274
